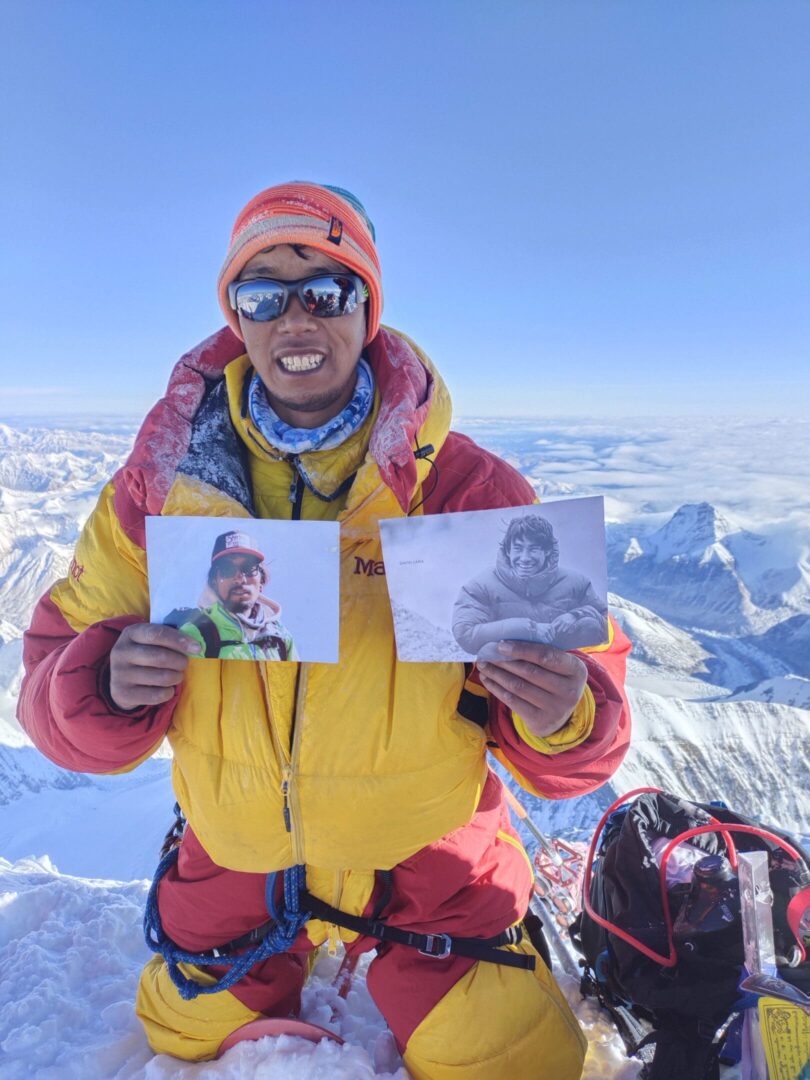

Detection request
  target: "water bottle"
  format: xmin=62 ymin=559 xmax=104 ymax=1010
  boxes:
xmin=673 ymin=854 xmax=741 ymax=949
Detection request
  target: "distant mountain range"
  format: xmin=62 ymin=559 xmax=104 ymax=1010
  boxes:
xmin=609 ymin=501 xmax=810 ymax=634
xmin=0 ymin=422 xmax=136 ymax=630
xmin=522 ymin=685 xmax=810 ymax=842
xmin=608 ymin=502 xmax=810 ymax=703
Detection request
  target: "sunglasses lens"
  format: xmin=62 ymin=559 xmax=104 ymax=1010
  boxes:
xmin=302 ymin=276 xmax=359 ymax=318
xmin=218 ymin=558 xmax=261 ymax=579
xmin=234 ymin=282 xmax=286 ymax=321
xmin=231 ymin=275 xmax=364 ymax=322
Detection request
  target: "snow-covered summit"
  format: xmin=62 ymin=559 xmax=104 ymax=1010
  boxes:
xmin=646 ymin=501 xmax=736 ymax=560
xmin=517 ymin=683 xmax=810 ymax=842
xmin=609 ymin=501 xmax=810 ymax=635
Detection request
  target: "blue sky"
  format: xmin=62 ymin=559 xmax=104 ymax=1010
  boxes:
xmin=2 ymin=1 xmax=808 ymax=418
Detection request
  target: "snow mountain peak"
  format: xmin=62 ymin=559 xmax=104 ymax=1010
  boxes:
xmin=648 ymin=502 xmax=735 ymax=561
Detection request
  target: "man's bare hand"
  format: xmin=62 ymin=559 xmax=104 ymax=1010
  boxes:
xmin=109 ymin=623 xmax=200 ymax=711
xmin=477 ymin=640 xmax=588 ymax=740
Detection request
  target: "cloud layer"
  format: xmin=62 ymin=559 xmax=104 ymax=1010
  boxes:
xmin=458 ymin=416 xmax=810 ymax=533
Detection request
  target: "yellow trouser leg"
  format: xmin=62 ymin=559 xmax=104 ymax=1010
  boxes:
xmin=135 ymin=956 xmax=262 ymax=1062
xmin=403 ymin=941 xmax=587 ymax=1080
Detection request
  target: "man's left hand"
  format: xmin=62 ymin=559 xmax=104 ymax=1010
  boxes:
xmin=477 ymin=640 xmax=588 ymax=740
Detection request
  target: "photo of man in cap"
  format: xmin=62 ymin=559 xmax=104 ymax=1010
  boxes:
xmin=163 ymin=530 xmax=297 ymax=661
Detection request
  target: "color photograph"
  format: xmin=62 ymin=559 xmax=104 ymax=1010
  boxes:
xmin=146 ymin=517 xmax=340 ymax=663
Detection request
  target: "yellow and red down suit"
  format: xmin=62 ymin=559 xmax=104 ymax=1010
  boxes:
xmin=18 ymin=325 xmax=631 ymax=1078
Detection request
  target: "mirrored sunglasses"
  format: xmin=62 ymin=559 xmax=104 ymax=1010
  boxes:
xmin=228 ymin=273 xmax=368 ymax=323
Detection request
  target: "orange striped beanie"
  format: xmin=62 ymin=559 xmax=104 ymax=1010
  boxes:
xmin=217 ymin=181 xmax=383 ymax=345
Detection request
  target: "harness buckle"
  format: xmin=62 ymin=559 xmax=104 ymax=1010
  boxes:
xmin=419 ymin=933 xmax=452 ymax=959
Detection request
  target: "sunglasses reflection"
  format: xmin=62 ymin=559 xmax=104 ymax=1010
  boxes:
xmin=233 ymin=275 xmax=362 ymax=322
xmin=303 ymin=280 xmax=352 ymax=316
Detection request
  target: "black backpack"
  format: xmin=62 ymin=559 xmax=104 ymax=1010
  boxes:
xmin=570 ymin=789 xmax=810 ymax=1080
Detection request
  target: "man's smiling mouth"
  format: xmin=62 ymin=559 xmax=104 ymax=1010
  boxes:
xmin=278 ymin=353 xmax=325 ymax=372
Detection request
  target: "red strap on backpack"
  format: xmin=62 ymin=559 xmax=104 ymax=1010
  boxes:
xmin=582 ymin=787 xmax=807 ymax=968
xmin=787 ymin=887 xmax=810 ymax=953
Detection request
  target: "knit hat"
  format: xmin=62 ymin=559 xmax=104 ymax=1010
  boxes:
xmin=218 ymin=181 xmax=383 ymax=345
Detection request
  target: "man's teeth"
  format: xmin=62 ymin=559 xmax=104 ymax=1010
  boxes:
xmin=278 ymin=353 xmax=325 ymax=372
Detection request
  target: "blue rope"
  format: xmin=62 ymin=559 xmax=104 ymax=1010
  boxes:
xmin=144 ymin=850 xmax=311 ymax=1001
xmin=266 ymin=870 xmax=281 ymax=921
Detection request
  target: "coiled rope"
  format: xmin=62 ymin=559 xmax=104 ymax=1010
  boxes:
xmin=143 ymin=851 xmax=310 ymax=1001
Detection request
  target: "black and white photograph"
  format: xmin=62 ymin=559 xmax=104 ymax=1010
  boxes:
xmin=380 ymin=496 xmax=608 ymax=662
xmin=145 ymin=516 xmax=340 ymax=662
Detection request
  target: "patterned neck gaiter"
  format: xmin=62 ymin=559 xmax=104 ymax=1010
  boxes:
xmin=248 ymin=358 xmax=375 ymax=455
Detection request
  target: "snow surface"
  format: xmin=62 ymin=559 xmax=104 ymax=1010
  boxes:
xmin=1 ymin=416 xmax=807 ymax=1077
xmin=0 ymin=856 xmax=639 ymax=1079
xmin=390 ymin=601 xmax=469 ymax=662
xmin=725 ymin=674 xmax=810 ymax=710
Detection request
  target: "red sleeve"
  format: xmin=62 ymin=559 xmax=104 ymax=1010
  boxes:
xmin=17 ymin=594 xmax=176 ymax=774
xmin=487 ymin=619 xmax=632 ymax=798
xmin=15 ymin=334 xmax=240 ymax=776
xmin=423 ymin=431 xmax=537 ymax=513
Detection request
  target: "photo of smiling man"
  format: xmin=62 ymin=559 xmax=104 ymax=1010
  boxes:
xmin=452 ymin=513 xmax=608 ymax=656
xmin=164 ymin=530 xmax=298 ymax=661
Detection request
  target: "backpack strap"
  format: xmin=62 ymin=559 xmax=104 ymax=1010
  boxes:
xmin=163 ymin=608 xmax=237 ymax=659
xmin=189 ymin=612 xmax=223 ymax=659
xmin=264 ymin=634 xmax=288 ymax=661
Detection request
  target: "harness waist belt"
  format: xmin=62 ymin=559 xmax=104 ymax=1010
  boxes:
xmin=213 ymin=891 xmax=535 ymax=971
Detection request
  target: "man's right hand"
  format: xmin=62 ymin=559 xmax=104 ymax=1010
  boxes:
xmin=109 ymin=623 xmax=201 ymax=711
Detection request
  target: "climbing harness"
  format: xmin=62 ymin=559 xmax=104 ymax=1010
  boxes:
xmin=144 ymin=805 xmax=534 ymax=1001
